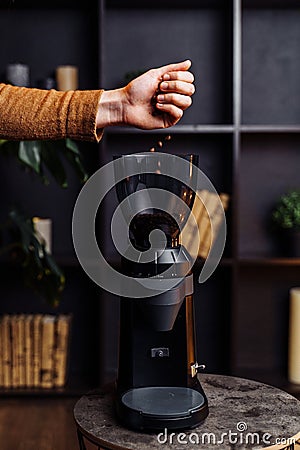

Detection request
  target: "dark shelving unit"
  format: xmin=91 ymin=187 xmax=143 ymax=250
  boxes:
xmin=234 ymin=0 xmax=300 ymax=395
xmin=99 ymin=0 xmax=300 ymax=395
xmin=0 ymin=0 xmax=299 ymax=397
xmin=0 ymin=0 xmax=101 ymax=394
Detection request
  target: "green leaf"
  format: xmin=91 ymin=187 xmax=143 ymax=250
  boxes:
xmin=41 ymin=141 xmax=68 ymax=188
xmin=8 ymin=208 xmax=65 ymax=306
xmin=44 ymin=251 xmax=65 ymax=282
xmin=9 ymin=209 xmax=34 ymax=254
xmin=18 ymin=140 xmax=41 ymax=174
xmin=22 ymin=251 xmax=65 ymax=307
xmin=0 ymin=138 xmax=88 ymax=188
xmin=272 ymin=189 xmax=300 ymax=230
xmin=64 ymin=138 xmax=89 ymax=182
xmin=65 ymin=137 xmax=80 ymax=155
xmin=64 ymin=150 xmax=89 ymax=183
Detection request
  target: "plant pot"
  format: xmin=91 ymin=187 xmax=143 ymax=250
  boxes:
xmin=278 ymin=229 xmax=300 ymax=257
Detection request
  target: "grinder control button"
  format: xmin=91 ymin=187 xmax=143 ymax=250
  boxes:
xmin=151 ymin=347 xmax=170 ymax=358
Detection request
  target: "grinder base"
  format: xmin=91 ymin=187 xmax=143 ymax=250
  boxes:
xmin=116 ymin=384 xmax=209 ymax=431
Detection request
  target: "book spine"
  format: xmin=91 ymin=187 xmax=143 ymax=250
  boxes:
xmin=53 ymin=315 xmax=71 ymax=388
xmin=2 ymin=315 xmax=11 ymax=388
xmin=11 ymin=315 xmax=20 ymax=388
xmin=24 ymin=315 xmax=34 ymax=388
xmin=0 ymin=313 xmax=72 ymax=390
xmin=41 ymin=315 xmax=56 ymax=388
xmin=33 ymin=314 xmax=43 ymax=387
xmin=0 ymin=317 xmax=3 ymax=387
xmin=17 ymin=315 xmax=26 ymax=388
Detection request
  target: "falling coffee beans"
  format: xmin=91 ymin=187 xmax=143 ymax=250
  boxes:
xmin=149 ymin=134 xmax=172 ymax=152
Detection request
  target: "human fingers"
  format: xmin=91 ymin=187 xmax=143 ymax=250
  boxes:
xmin=156 ymin=93 xmax=192 ymax=110
xmin=159 ymin=80 xmax=195 ymax=96
xmin=156 ymin=102 xmax=184 ymax=124
xmin=162 ymin=70 xmax=194 ymax=83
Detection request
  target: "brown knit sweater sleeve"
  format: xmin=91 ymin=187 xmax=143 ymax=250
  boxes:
xmin=0 ymin=83 xmax=104 ymax=142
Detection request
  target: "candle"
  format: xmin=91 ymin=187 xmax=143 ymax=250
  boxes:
xmin=6 ymin=63 xmax=30 ymax=87
xmin=55 ymin=65 xmax=78 ymax=91
xmin=288 ymin=287 xmax=300 ymax=384
xmin=33 ymin=217 xmax=52 ymax=254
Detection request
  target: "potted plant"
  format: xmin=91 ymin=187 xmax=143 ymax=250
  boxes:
xmin=271 ymin=189 xmax=300 ymax=257
xmin=0 ymin=208 xmax=65 ymax=307
xmin=0 ymin=138 xmax=89 ymax=305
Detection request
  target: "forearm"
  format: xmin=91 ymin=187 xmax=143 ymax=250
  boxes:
xmin=0 ymin=83 xmax=104 ymax=142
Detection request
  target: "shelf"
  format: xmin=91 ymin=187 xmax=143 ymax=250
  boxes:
xmin=243 ymin=0 xmax=300 ymax=9
xmin=105 ymin=125 xmax=235 ymax=134
xmin=0 ymin=255 xmax=80 ymax=269
xmin=0 ymin=0 xmax=97 ymax=10
xmin=1 ymin=0 xmax=300 ymax=397
xmin=239 ymin=257 xmax=300 ymax=266
xmin=106 ymin=125 xmax=300 ymax=135
xmin=240 ymin=125 xmax=300 ymax=133
xmin=195 ymin=257 xmax=233 ymax=267
xmin=0 ymin=380 xmax=92 ymax=398
xmin=106 ymin=256 xmax=300 ymax=268
xmin=106 ymin=0 xmax=227 ymax=9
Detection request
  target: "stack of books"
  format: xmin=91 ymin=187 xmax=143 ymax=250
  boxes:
xmin=181 ymin=189 xmax=230 ymax=259
xmin=0 ymin=314 xmax=71 ymax=389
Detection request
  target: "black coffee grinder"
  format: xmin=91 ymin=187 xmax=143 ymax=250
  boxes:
xmin=114 ymin=152 xmax=209 ymax=431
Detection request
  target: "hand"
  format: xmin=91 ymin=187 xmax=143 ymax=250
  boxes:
xmin=96 ymin=60 xmax=195 ymax=130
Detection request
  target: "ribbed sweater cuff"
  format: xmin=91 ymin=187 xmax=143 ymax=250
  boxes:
xmin=67 ymin=89 xmax=104 ymax=142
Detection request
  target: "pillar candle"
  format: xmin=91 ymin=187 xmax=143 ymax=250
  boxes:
xmin=288 ymin=287 xmax=300 ymax=384
xmin=6 ymin=63 xmax=30 ymax=87
xmin=56 ymin=65 xmax=78 ymax=91
xmin=33 ymin=217 xmax=52 ymax=254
